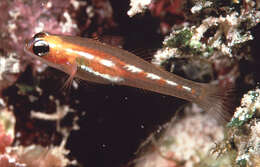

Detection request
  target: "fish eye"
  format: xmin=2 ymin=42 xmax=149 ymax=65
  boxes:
xmin=33 ymin=32 xmax=49 ymax=39
xmin=32 ymin=40 xmax=49 ymax=57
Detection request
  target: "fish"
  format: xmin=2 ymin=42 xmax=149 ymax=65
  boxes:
xmin=24 ymin=32 xmax=234 ymax=122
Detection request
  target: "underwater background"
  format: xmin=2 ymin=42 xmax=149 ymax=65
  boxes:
xmin=0 ymin=0 xmax=259 ymax=167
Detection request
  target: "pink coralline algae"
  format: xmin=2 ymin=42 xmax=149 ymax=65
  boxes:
xmin=0 ymin=0 xmax=80 ymax=91
xmin=149 ymin=0 xmax=184 ymax=19
xmin=0 ymin=0 xmax=79 ymax=52
xmin=0 ymin=109 xmax=15 ymax=153
xmin=0 ymin=130 xmax=13 ymax=153
xmin=0 ymin=155 xmax=26 ymax=167
xmin=149 ymin=0 xmax=185 ymax=34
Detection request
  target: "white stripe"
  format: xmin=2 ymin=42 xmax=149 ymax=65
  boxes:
xmin=67 ymin=49 xmax=94 ymax=60
xmin=182 ymin=85 xmax=192 ymax=92
xmin=77 ymin=51 xmax=95 ymax=60
xmin=65 ymin=48 xmax=74 ymax=53
xmin=124 ymin=64 xmax=143 ymax=73
xmin=80 ymin=65 xmax=123 ymax=82
xmin=166 ymin=80 xmax=178 ymax=86
xmin=100 ymin=59 xmax=115 ymax=67
xmin=146 ymin=73 xmax=161 ymax=80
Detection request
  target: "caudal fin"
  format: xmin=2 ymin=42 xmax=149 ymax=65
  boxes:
xmin=196 ymin=83 xmax=237 ymax=123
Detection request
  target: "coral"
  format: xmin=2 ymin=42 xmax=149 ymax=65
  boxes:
xmin=221 ymin=88 xmax=260 ymax=167
xmin=0 ymin=154 xmax=26 ymax=167
xmin=230 ymin=120 xmax=260 ymax=167
xmin=149 ymin=0 xmax=184 ymax=18
xmin=0 ymin=53 xmax=20 ymax=80
xmin=0 ymin=0 xmax=81 ymax=93
xmin=153 ymin=4 xmax=259 ymax=63
xmin=8 ymin=145 xmax=74 ymax=167
xmin=0 ymin=99 xmax=78 ymax=166
xmin=149 ymin=0 xmax=185 ymax=34
xmin=161 ymin=115 xmax=224 ymax=164
xmin=0 ymin=99 xmax=73 ymax=166
xmin=0 ymin=145 xmax=73 ymax=167
xmin=135 ymin=1 xmax=260 ymax=167
xmin=0 ymin=109 xmax=15 ymax=153
xmin=190 ymin=1 xmax=213 ymax=14
xmin=228 ymin=88 xmax=260 ymax=127
xmin=152 ymin=0 xmax=259 ymax=86
xmin=127 ymin=0 xmax=185 ymax=33
xmin=30 ymin=98 xmax=80 ymax=145
xmin=0 ymin=0 xmax=259 ymax=167
xmin=127 ymin=0 xmax=152 ymax=17
xmin=0 ymin=51 xmax=20 ymax=92
xmin=135 ymin=107 xmax=226 ymax=167
xmin=0 ymin=0 xmax=79 ymax=51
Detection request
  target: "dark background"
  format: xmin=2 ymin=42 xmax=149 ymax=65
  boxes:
xmin=3 ymin=0 xmax=260 ymax=167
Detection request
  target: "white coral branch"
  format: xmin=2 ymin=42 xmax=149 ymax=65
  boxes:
xmin=127 ymin=0 xmax=152 ymax=17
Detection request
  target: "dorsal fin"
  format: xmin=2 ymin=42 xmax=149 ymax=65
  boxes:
xmin=91 ymin=33 xmax=125 ymax=48
xmin=91 ymin=33 xmax=101 ymax=42
xmin=129 ymin=48 xmax=158 ymax=62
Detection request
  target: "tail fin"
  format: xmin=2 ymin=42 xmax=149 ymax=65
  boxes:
xmin=196 ymin=83 xmax=237 ymax=124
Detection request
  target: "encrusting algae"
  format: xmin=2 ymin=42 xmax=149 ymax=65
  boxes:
xmin=0 ymin=0 xmax=259 ymax=166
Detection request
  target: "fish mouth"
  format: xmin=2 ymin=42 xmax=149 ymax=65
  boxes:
xmin=24 ymin=38 xmax=34 ymax=53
